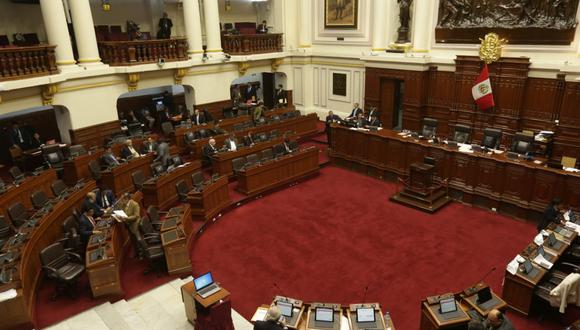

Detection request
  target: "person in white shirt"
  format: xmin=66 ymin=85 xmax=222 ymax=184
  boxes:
xmin=121 ymin=139 xmax=140 ymax=159
xmin=224 ymin=133 xmax=238 ymax=151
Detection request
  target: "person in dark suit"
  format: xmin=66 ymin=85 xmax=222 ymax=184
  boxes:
xmin=157 ymin=12 xmax=173 ymax=39
xmin=246 ymin=84 xmax=258 ymax=102
xmin=355 ymin=112 xmax=366 ymax=128
xmin=254 ymin=306 xmax=285 ymax=330
xmin=102 ymin=146 xmax=120 ymax=167
xmin=95 ymin=186 xmax=115 ymax=210
xmin=224 ymin=133 xmax=239 ymax=151
xmin=347 ymin=103 xmax=363 ymax=119
xmin=483 ymin=309 xmax=514 ymax=330
xmin=325 ymin=111 xmax=341 ymax=145
xmin=193 ymin=109 xmax=206 ymax=126
xmin=202 ymin=138 xmax=219 ymax=163
xmin=256 ymin=20 xmax=268 ymax=34
xmin=366 ymin=107 xmax=378 ymax=123
xmin=203 ymin=108 xmax=214 ymax=123
xmin=162 ymin=91 xmax=173 ymax=113
xmin=159 ymin=106 xmax=174 ymax=123
xmin=29 ymin=132 xmax=43 ymax=149
xmin=9 ymin=121 xmax=29 ymax=149
xmin=79 ymin=208 xmax=101 ymax=247
xmin=155 ymin=140 xmax=171 ymax=168
xmin=368 ymin=114 xmax=382 ymax=127
xmin=537 ymin=198 xmax=565 ymax=232
xmin=120 ymin=139 xmax=141 ymax=160
xmin=141 ymin=137 xmax=158 ymax=154
xmin=274 ymin=84 xmax=287 ymax=104
xmin=242 ymin=131 xmax=255 ymax=147
xmin=82 ymin=192 xmax=106 ymax=217
xmin=283 ymin=135 xmax=293 ymax=154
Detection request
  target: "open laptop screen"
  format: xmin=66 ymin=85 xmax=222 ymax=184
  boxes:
xmin=356 ymin=307 xmax=375 ymax=322
xmin=315 ymin=307 xmax=334 ymax=322
xmin=523 ymin=259 xmax=533 ymax=274
xmin=193 ymin=272 xmax=214 ymax=291
xmin=277 ymin=301 xmax=293 ymax=318
xmin=439 ymin=298 xmax=457 ymax=314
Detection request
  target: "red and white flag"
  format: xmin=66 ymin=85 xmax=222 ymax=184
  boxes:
xmin=472 ymin=63 xmax=494 ymax=110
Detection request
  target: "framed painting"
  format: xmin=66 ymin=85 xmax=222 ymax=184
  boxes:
xmin=332 ymin=72 xmax=348 ymax=97
xmin=324 ymin=0 xmax=358 ymax=29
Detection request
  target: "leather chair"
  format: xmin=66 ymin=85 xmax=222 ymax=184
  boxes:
xmin=261 ymin=148 xmax=274 ymax=162
xmin=191 ymin=171 xmax=204 ymax=187
xmin=258 ymin=132 xmax=269 ymax=142
xmin=270 ymin=129 xmax=280 ymax=139
xmin=8 ymin=202 xmax=30 ymax=227
xmin=151 ymin=162 xmax=165 ymax=176
xmin=534 ymin=262 xmax=580 ymax=315
xmin=184 ymin=131 xmax=196 ymax=144
xmin=135 ymin=232 xmax=166 ymax=277
xmin=131 ymin=170 xmax=146 ymax=190
xmin=421 ymin=118 xmax=438 ymax=138
xmin=60 ymin=216 xmax=82 ymax=253
xmin=88 ymin=160 xmax=102 ymax=180
xmin=127 ymin=122 xmax=144 ymax=137
xmin=197 ymin=129 xmax=208 ymax=139
xmin=511 ymin=133 xmax=534 ymax=155
xmin=0 ymin=178 xmax=7 ymax=193
xmin=31 ymin=190 xmax=50 ymax=209
xmin=139 ymin=216 xmax=161 ymax=243
xmin=42 ymin=145 xmax=65 ymax=176
xmin=288 ymin=141 xmax=299 ymax=151
xmin=141 ymin=109 xmax=156 ymax=130
xmin=175 ymin=180 xmax=188 ymax=202
xmin=223 ymin=108 xmax=234 ymax=119
xmin=40 ymin=242 xmax=85 ymax=300
xmin=146 ymin=206 xmax=164 ymax=231
xmin=161 ymin=122 xmax=174 ymax=136
xmin=246 ymin=154 xmax=259 ymax=167
xmin=238 ymin=109 xmax=249 ymax=116
xmin=232 ymin=157 xmax=247 ymax=173
xmin=482 ymin=128 xmax=502 ymax=149
xmin=233 ymin=123 xmax=244 ymax=131
xmin=9 ymin=166 xmax=24 ymax=181
xmin=273 ymin=144 xmax=286 ymax=157
xmin=452 ymin=124 xmax=471 ymax=144
xmin=172 ymin=156 xmax=183 ymax=167
xmin=51 ymin=180 xmax=68 ymax=197
xmin=0 ymin=216 xmax=13 ymax=247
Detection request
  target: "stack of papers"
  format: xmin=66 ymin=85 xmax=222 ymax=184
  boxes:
xmin=113 ymin=210 xmax=128 ymax=218
xmin=506 ymin=255 xmax=522 ymax=275
xmin=459 ymin=145 xmax=474 ymax=153
xmin=565 ymin=221 xmax=580 ymax=234
xmin=0 ymin=289 xmax=17 ymax=302
xmin=534 ymin=253 xmax=553 ymax=270
xmin=251 ymin=307 xmax=268 ymax=322
xmin=534 ymin=233 xmax=545 ymax=246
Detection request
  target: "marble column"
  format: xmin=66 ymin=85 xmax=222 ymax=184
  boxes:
xmin=68 ymin=0 xmax=102 ymax=65
xmin=183 ymin=0 xmax=204 ymax=55
xmin=202 ymin=0 xmax=222 ymax=53
xmin=39 ymin=0 xmax=76 ymax=68
xmin=298 ymin=0 xmax=311 ymax=48
xmin=411 ymin=0 xmax=433 ymax=52
xmin=371 ymin=0 xmax=388 ymax=51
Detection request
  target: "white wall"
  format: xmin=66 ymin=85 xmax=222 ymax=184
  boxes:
xmin=0 ymin=1 xmax=46 ymax=43
xmin=89 ymin=0 xmax=155 ymax=33
xmin=218 ymin=0 xmax=260 ymax=25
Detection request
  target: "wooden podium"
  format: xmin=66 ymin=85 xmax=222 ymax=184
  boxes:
xmin=181 ymin=281 xmax=234 ymax=329
xmin=390 ymin=162 xmax=451 ymax=213
xmin=160 ymin=205 xmax=192 ymax=275
xmin=187 ymin=176 xmax=231 ymax=221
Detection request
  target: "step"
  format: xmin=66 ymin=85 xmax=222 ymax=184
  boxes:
xmin=390 ymin=192 xmax=452 ymax=213
xmin=128 ymin=286 xmax=188 ymax=330
xmin=112 ymin=299 xmax=150 ymax=330
xmin=94 ymin=302 xmax=132 ymax=330
xmin=400 ymin=188 xmax=446 ymax=203
xmin=58 ymin=308 xmax=110 ymax=330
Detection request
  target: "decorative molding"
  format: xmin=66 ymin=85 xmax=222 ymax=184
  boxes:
xmin=185 ymin=67 xmax=237 ymax=77
xmin=271 ymin=58 xmax=284 ymax=71
xmin=238 ymin=62 xmax=250 ymax=76
xmin=59 ymin=80 xmax=125 ymax=93
xmin=174 ymin=68 xmax=187 ymax=85
xmin=126 ymin=73 xmax=140 ymax=91
xmin=42 ymin=84 xmax=58 ymax=105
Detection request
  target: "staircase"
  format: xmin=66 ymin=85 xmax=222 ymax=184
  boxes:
xmin=44 ymin=276 xmax=253 ymax=330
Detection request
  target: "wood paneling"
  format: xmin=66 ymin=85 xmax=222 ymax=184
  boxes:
xmin=69 ymin=120 xmax=121 ymax=149
xmin=195 ymin=99 xmax=232 ymax=121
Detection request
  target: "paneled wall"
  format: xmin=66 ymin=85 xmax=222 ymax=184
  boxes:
xmin=365 ymin=56 xmax=580 ymax=159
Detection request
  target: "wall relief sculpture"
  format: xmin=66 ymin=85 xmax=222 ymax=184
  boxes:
xmin=435 ymin=0 xmax=579 ymax=44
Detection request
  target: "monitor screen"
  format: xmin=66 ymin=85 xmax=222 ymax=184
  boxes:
xmin=356 ymin=307 xmax=375 ymax=323
xmin=315 ymin=307 xmax=334 ymax=322
xmin=277 ymin=301 xmax=293 ymax=318
xmin=193 ymin=272 xmax=214 ymax=291
xmin=523 ymin=259 xmax=533 ymax=274
xmin=548 ymin=233 xmax=557 ymax=246
xmin=538 ymin=245 xmax=545 ymax=256
xmin=439 ymin=298 xmax=457 ymax=314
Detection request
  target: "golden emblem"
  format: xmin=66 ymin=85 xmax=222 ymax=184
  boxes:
xmin=478 ymin=33 xmax=507 ymax=64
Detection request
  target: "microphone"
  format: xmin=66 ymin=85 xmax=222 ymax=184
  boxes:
xmin=464 ymin=267 xmax=496 ymax=295
xmin=272 ymin=282 xmax=287 ymax=302
xmin=362 ymin=284 xmax=370 ymax=304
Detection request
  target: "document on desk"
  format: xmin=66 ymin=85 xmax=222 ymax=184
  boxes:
xmin=506 ymin=255 xmax=521 ymax=275
xmin=566 ymin=221 xmax=580 ymax=234
xmin=113 ymin=210 xmax=128 ymax=218
xmin=534 ymin=233 xmax=544 ymax=246
xmin=533 ymin=253 xmax=553 ymax=270
xmin=0 ymin=289 xmax=17 ymax=302
xmin=251 ymin=307 xmax=268 ymax=322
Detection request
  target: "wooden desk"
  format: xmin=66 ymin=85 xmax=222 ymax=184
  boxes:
xmin=462 ymin=290 xmax=507 ymax=317
xmin=0 ymin=169 xmax=56 ymax=220
xmin=62 ymin=151 xmax=103 ymax=185
xmin=160 ymin=205 xmax=192 ymax=275
xmin=420 ymin=300 xmax=470 ymax=330
xmin=174 ymin=124 xmax=215 ymax=153
xmin=305 ymin=303 xmax=343 ymax=330
xmin=330 ymin=125 xmax=580 ymax=217
xmin=187 ymin=176 xmax=231 ymax=222
xmin=347 ymin=303 xmax=392 ymax=330
xmin=211 ymin=137 xmax=288 ymax=177
xmin=181 ymin=281 xmax=232 ymax=327
xmin=86 ymin=219 xmax=129 ymax=298
xmin=0 ymin=180 xmax=96 ymax=330
xmin=100 ymin=154 xmax=153 ymax=195
xmin=502 ymin=262 xmax=547 ymax=315
xmin=142 ymin=161 xmax=201 ymax=209
xmin=236 ymin=147 xmax=320 ymax=195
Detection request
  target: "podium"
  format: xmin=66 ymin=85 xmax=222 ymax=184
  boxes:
xmin=390 ymin=161 xmax=451 ymax=213
xmin=347 ymin=303 xmax=392 ymax=330
xmin=420 ymin=297 xmax=470 ymax=330
xmin=181 ymin=281 xmax=234 ymax=330
xmin=160 ymin=205 xmax=192 ymax=275
xmin=271 ymin=296 xmax=305 ymax=329
xmin=305 ymin=303 xmax=342 ymax=330
xmin=187 ymin=176 xmax=231 ymax=221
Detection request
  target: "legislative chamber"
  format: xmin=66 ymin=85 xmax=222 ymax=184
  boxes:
xmin=1 ymin=1 xmax=580 ymax=330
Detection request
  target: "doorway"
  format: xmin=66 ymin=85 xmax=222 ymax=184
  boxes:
xmin=379 ymin=79 xmax=404 ymax=130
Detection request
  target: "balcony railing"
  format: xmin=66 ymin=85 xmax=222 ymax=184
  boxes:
xmin=0 ymin=45 xmax=58 ymax=81
xmin=98 ymin=38 xmax=188 ymax=66
xmin=222 ymin=33 xmax=283 ymax=55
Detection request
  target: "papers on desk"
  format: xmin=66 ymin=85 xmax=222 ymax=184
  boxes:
xmin=563 ymin=167 xmax=580 ymax=173
xmin=251 ymin=307 xmax=268 ymax=322
xmin=506 ymin=255 xmax=522 ymax=275
xmin=534 ymin=253 xmax=553 ymax=270
xmin=492 ymin=149 xmax=504 ymax=154
xmin=0 ymin=289 xmax=17 ymax=302
xmin=534 ymin=233 xmax=545 ymax=246
xmin=113 ymin=210 xmax=128 ymax=218
xmin=458 ymin=144 xmax=474 ymax=154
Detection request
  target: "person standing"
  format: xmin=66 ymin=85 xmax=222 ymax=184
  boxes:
xmin=157 ymin=12 xmax=173 ymax=39
xmin=325 ymin=111 xmax=341 ymax=145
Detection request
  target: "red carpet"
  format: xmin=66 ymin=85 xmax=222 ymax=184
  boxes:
xmin=190 ymin=166 xmax=577 ymax=330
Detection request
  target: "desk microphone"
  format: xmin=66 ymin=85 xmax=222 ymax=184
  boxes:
xmin=362 ymin=284 xmax=370 ymax=304
xmin=464 ymin=267 xmax=496 ymax=295
xmin=272 ymin=282 xmax=287 ymax=302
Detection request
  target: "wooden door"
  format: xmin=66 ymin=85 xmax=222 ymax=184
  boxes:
xmin=262 ymin=72 xmax=275 ymax=108
xmin=380 ymin=79 xmax=397 ymax=129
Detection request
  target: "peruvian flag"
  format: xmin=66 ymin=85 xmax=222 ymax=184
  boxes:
xmin=472 ymin=63 xmax=494 ymax=110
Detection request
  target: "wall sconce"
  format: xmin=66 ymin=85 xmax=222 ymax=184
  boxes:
xmin=102 ymin=0 xmax=111 ymax=11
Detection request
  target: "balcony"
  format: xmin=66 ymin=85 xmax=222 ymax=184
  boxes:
xmin=0 ymin=45 xmax=58 ymax=81
xmin=98 ymin=38 xmax=188 ymax=66
xmin=222 ymin=33 xmax=283 ymax=55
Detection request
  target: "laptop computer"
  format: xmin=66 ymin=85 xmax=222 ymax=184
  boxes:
xmin=194 ymin=272 xmax=221 ymax=298
xmin=277 ymin=301 xmax=293 ymax=318
xmin=476 ymin=286 xmax=492 ymax=304
xmin=439 ymin=298 xmax=457 ymax=314
xmin=314 ymin=307 xmax=334 ymax=328
xmin=356 ymin=307 xmax=378 ymax=328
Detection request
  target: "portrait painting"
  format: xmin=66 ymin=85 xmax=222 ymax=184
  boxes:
xmin=332 ymin=73 xmax=348 ymax=96
xmin=324 ymin=0 xmax=358 ymax=29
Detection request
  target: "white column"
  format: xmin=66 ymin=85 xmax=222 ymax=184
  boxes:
xmin=202 ymin=0 xmax=222 ymax=53
xmin=298 ymin=0 xmax=311 ymax=48
xmin=39 ymin=0 xmax=76 ymax=68
xmin=183 ymin=0 xmax=204 ymax=56
xmin=371 ymin=0 xmax=387 ymax=51
xmin=385 ymin=0 xmax=398 ymax=46
xmin=68 ymin=0 xmax=102 ymax=66
xmin=411 ymin=0 xmax=433 ymax=52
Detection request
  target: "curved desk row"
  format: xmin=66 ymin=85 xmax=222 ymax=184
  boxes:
xmin=0 ymin=169 xmax=56 ymax=220
xmin=143 ymin=160 xmax=202 ymax=209
xmin=0 ymin=180 xmax=96 ymax=330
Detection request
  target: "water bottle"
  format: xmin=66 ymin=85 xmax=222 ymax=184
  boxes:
xmin=384 ymin=311 xmax=392 ymax=330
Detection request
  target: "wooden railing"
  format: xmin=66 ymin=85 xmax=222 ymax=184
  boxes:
xmin=0 ymin=45 xmax=58 ymax=81
xmin=98 ymin=38 xmax=188 ymax=66
xmin=222 ymin=33 xmax=283 ymax=55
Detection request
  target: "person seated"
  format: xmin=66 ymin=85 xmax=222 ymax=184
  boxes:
xmin=254 ymin=101 xmax=266 ymax=122
xmin=120 ymin=139 xmax=141 ymax=160
xmin=79 ymin=208 xmax=101 ymax=248
xmin=102 ymin=146 xmax=120 ymax=167
xmin=256 ymin=20 xmax=269 ymax=34
xmin=347 ymin=103 xmax=363 ymax=119
xmin=242 ymin=131 xmax=255 ymax=147
xmin=193 ymin=108 xmax=206 ymax=126
xmin=483 ymin=309 xmax=514 ymax=330
xmin=537 ymin=198 xmax=565 ymax=232
xmin=29 ymin=132 xmax=44 ymax=149
xmin=275 ymin=84 xmax=287 ymax=104
xmin=355 ymin=112 xmax=366 ymax=128
xmin=141 ymin=137 xmax=158 ymax=154
xmin=468 ymin=320 xmax=484 ymax=330
xmin=224 ymin=133 xmax=239 ymax=151
xmin=82 ymin=192 xmax=107 ymax=218
xmin=127 ymin=110 xmax=139 ymax=124
xmin=254 ymin=305 xmax=285 ymax=330
xmin=367 ymin=114 xmax=382 ymax=127
xmin=283 ymin=135 xmax=293 ymax=154
xmin=96 ymin=185 xmax=115 ymax=209
xmin=9 ymin=121 xmax=29 ymax=150
xmin=203 ymin=138 xmax=219 ymax=162
xmin=366 ymin=106 xmax=379 ymax=122
xmin=203 ymin=108 xmax=214 ymax=123
xmin=159 ymin=106 xmax=174 ymax=123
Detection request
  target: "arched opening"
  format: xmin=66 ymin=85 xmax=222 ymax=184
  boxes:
xmin=116 ymin=84 xmax=195 ymax=133
xmin=230 ymin=72 xmax=287 ymax=109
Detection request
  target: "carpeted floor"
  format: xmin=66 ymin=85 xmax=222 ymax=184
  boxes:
xmin=190 ymin=166 xmax=578 ymax=330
